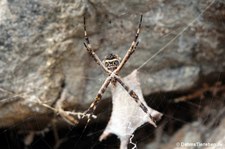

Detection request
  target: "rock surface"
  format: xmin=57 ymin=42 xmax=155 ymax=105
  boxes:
xmin=0 ymin=0 xmax=225 ymax=130
xmin=159 ymin=115 xmax=225 ymax=149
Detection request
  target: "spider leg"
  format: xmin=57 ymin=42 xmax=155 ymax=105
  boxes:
xmin=83 ymin=17 xmax=111 ymax=74
xmin=84 ymin=76 xmax=112 ymax=118
xmin=115 ymin=15 xmax=142 ymax=74
xmin=114 ymin=75 xmax=158 ymax=123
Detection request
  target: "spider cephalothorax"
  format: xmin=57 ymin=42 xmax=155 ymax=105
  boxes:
xmin=103 ymin=53 xmax=121 ymax=71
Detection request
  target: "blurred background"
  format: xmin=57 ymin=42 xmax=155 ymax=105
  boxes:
xmin=0 ymin=0 xmax=225 ymax=148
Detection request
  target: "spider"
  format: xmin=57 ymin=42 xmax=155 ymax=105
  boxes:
xmin=83 ymin=15 xmax=157 ymax=123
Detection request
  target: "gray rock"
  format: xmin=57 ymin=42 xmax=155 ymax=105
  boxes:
xmin=0 ymin=0 xmax=225 ymax=127
xmin=158 ymin=117 xmax=225 ymax=149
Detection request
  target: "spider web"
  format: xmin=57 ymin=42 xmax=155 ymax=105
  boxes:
xmin=99 ymin=70 xmax=162 ymax=149
xmin=72 ymin=0 xmax=220 ymax=148
xmin=90 ymin=0 xmax=217 ymax=147
xmin=76 ymin=0 xmax=221 ymax=148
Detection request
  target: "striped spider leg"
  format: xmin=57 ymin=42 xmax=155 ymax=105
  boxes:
xmin=82 ymin=16 xmax=113 ymax=119
xmin=83 ymin=16 xmax=111 ymax=75
xmin=83 ymin=15 xmax=158 ymax=123
xmin=115 ymin=15 xmax=142 ymax=74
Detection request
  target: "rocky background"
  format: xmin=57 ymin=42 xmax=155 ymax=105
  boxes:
xmin=0 ymin=0 xmax=225 ymax=149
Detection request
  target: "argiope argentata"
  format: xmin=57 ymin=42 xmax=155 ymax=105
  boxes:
xmin=83 ymin=15 xmax=157 ymax=123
